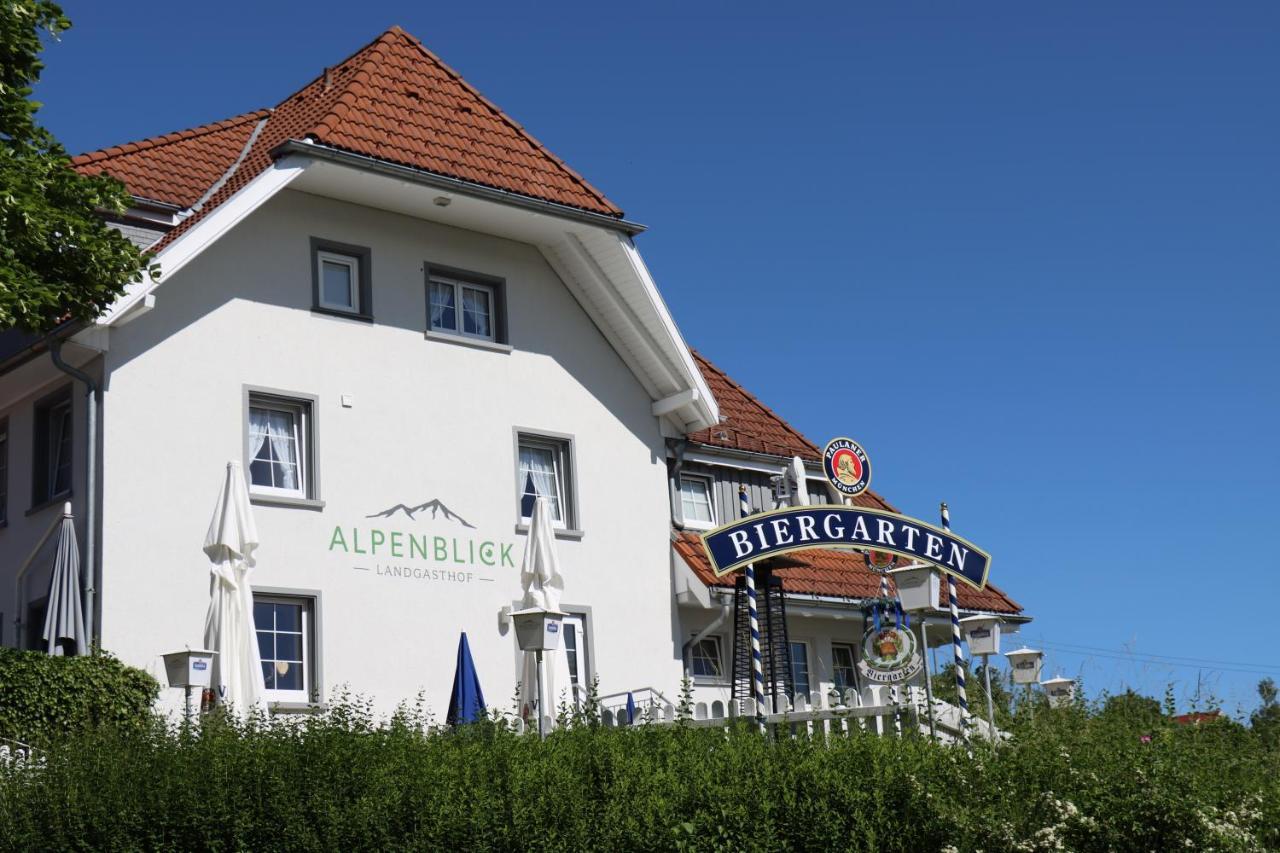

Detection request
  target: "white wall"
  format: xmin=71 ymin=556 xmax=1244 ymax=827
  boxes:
xmin=97 ymin=189 xmax=684 ymax=718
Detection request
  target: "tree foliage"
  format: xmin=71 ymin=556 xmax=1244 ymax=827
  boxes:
xmin=0 ymin=1 xmax=151 ymax=333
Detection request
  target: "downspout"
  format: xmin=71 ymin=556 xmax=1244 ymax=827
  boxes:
xmin=48 ymin=338 xmax=97 ymax=651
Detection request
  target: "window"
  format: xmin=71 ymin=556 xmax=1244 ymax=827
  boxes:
xmin=678 ymin=474 xmax=716 ymax=529
xmin=254 ymin=594 xmax=315 ymax=704
xmin=690 ymin=636 xmax=724 ymax=679
xmin=807 ymin=480 xmax=832 ymax=505
xmin=832 ymin=642 xmax=858 ymax=692
xmin=318 ymin=252 xmax=359 ymax=312
xmin=0 ymin=418 xmax=8 ymax=525
xmin=562 ymin=613 xmax=590 ymax=710
xmin=33 ymin=389 xmax=73 ymax=507
xmin=310 ymin=238 xmax=372 ymax=320
xmin=517 ymin=433 xmax=575 ymax=528
xmin=429 ymin=275 xmax=496 ymax=341
xmin=790 ymin=641 xmax=812 ymax=700
xmin=246 ymin=392 xmax=316 ymax=501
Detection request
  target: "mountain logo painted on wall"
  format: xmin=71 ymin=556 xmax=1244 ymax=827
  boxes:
xmin=366 ymin=499 xmax=477 ymax=529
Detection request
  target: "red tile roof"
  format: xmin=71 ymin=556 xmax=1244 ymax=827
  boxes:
xmin=674 ymin=530 xmax=1023 ymax=614
xmin=72 ymin=26 xmax=622 ymax=246
xmin=71 ymin=110 xmax=269 ymax=209
xmin=688 ymin=350 xmax=822 ymax=460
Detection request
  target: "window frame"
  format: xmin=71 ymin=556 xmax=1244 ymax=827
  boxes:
xmin=689 ymin=635 xmax=725 ymax=681
xmin=428 ymin=275 xmax=496 ymax=342
xmin=677 ymin=473 xmax=717 ymax=530
xmin=243 ymin=387 xmax=323 ymax=510
xmin=789 ymin=640 xmax=813 ymax=701
xmin=31 ymin=385 xmax=73 ymax=511
xmin=310 ymin=237 xmax=373 ymax=322
xmin=831 ymin=641 xmax=858 ymax=693
xmin=513 ymin=428 xmax=580 ymax=536
xmin=252 ymin=591 xmax=320 ymax=707
xmin=424 ymin=263 xmax=509 ymax=350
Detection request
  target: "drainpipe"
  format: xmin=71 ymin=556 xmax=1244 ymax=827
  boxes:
xmin=48 ymin=338 xmax=97 ymax=651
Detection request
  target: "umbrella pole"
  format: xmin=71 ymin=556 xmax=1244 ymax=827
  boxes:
xmin=536 ymin=649 xmax=546 ymax=740
xmin=184 ymin=685 xmax=196 ymax=725
xmin=983 ymin=654 xmax=996 ymax=738
xmin=918 ymin=620 xmax=937 ymax=740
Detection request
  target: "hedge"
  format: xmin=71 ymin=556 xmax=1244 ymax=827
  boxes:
xmin=0 ymin=648 xmax=158 ymax=746
xmin=1 ymin=696 xmax=1278 ymax=851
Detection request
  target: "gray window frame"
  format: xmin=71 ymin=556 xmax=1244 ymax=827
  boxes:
xmin=513 ymin=427 xmax=581 ymax=539
xmin=253 ymin=586 xmax=323 ymax=710
xmin=30 ymin=385 xmax=73 ymax=512
xmin=310 ymin=237 xmax=373 ymax=322
xmin=243 ymin=386 xmax=324 ymax=510
xmin=424 ymin=262 xmax=510 ymax=352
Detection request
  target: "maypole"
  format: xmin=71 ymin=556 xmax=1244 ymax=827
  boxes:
xmin=940 ymin=502 xmax=970 ymax=735
xmin=739 ymin=486 xmax=767 ymax=729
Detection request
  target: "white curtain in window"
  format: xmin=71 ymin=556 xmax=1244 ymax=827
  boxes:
xmin=429 ymin=281 xmax=455 ymax=330
xmin=462 ymin=287 xmax=491 ymax=337
xmin=248 ymin=408 xmax=270 ymax=467
xmin=520 ymin=446 xmax=559 ymax=518
xmin=265 ymin=412 xmax=298 ymax=491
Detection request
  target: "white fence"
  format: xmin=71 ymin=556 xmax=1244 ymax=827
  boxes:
xmin=509 ymin=686 xmax=999 ymax=742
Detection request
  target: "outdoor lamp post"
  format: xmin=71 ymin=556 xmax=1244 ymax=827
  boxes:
xmin=511 ymin=607 xmax=565 ymax=739
xmin=889 ymin=565 xmax=941 ymax=739
xmin=1005 ymin=647 xmax=1044 ymax=717
xmin=961 ymin=615 xmax=1002 ymax=737
xmin=162 ymin=648 xmax=216 ymax=723
xmin=1041 ymin=676 xmax=1076 ymax=709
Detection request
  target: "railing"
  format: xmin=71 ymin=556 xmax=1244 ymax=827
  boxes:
xmin=0 ymin=736 xmax=43 ymax=769
xmin=509 ymin=686 xmax=1002 ymax=742
xmin=508 ymin=688 xmax=900 ymax=737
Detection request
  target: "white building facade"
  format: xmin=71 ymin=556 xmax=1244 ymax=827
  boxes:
xmin=0 ymin=27 xmax=1025 ymax=722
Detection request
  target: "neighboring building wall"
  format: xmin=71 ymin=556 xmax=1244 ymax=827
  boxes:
xmin=96 ymin=189 xmax=683 ymax=716
xmin=108 ymin=220 xmax=166 ymax=249
xmin=0 ymin=357 xmax=98 ymax=650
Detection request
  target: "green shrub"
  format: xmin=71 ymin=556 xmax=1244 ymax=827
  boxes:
xmin=0 ymin=696 xmax=1277 ymax=851
xmin=0 ymin=648 xmax=159 ymax=746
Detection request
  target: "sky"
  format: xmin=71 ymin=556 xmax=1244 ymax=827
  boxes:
xmin=34 ymin=2 xmax=1280 ymax=713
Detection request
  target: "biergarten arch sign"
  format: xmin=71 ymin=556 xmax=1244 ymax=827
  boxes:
xmin=699 ymin=438 xmax=993 ymax=589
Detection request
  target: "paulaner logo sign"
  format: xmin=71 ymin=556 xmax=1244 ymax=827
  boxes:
xmin=701 ymin=505 xmax=992 ymax=589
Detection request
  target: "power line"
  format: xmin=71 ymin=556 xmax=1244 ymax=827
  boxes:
xmin=1029 ymin=636 xmax=1280 ymax=672
xmin=1029 ymin=639 xmax=1280 ymax=678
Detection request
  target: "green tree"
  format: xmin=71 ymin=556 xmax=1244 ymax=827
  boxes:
xmin=930 ymin=660 xmax=1017 ymax=730
xmin=1 ymin=1 xmax=151 ymax=333
xmin=1099 ymin=689 xmax=1164 ymax=727
xmin=1250 ymin=677 xmax=1280 ymax=749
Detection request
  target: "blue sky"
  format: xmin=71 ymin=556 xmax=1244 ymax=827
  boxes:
xmin=37 ymin=2 xmax=1279 ymax=712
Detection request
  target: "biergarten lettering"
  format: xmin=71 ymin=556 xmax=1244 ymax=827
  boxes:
xmin=702 ymin=506 xmax=992 ymax=589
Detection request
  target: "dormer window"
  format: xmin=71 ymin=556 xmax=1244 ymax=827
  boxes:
xmin=678 ymin=474 xmax=716 ymax=529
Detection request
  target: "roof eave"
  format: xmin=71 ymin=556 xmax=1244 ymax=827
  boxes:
xmin=272 ymin=139 xmax=647 ymax=236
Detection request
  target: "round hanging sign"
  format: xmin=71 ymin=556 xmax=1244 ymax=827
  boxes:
xmin=856 ymin=624 xmax=924 ymax=685
xmin=823 ymin=437 xmax=871 ymax=497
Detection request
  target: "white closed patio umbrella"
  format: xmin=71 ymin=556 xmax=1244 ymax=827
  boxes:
xmin=517 ymin=497 xmax=571 ymax=727
xmin=202 ymin=461 xmax=266 ymax=716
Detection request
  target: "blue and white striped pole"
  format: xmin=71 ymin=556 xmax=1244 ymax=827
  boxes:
xmin=740 ymin=486 xmax=767 ymax=729
xmin=941 ymin=502 xmax=970 ymax=735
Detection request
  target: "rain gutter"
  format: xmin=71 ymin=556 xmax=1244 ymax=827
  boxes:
xmin=271 ymin=139 xmax=648 ymax=236
xmin=48 ymin=337 xmax=98 ymax=650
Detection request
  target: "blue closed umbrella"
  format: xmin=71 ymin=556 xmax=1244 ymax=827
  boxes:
xmin=626 ymin=691 xmax=637 ymax=725
xmin=446 ymin=632 xmax=486 ymax=725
